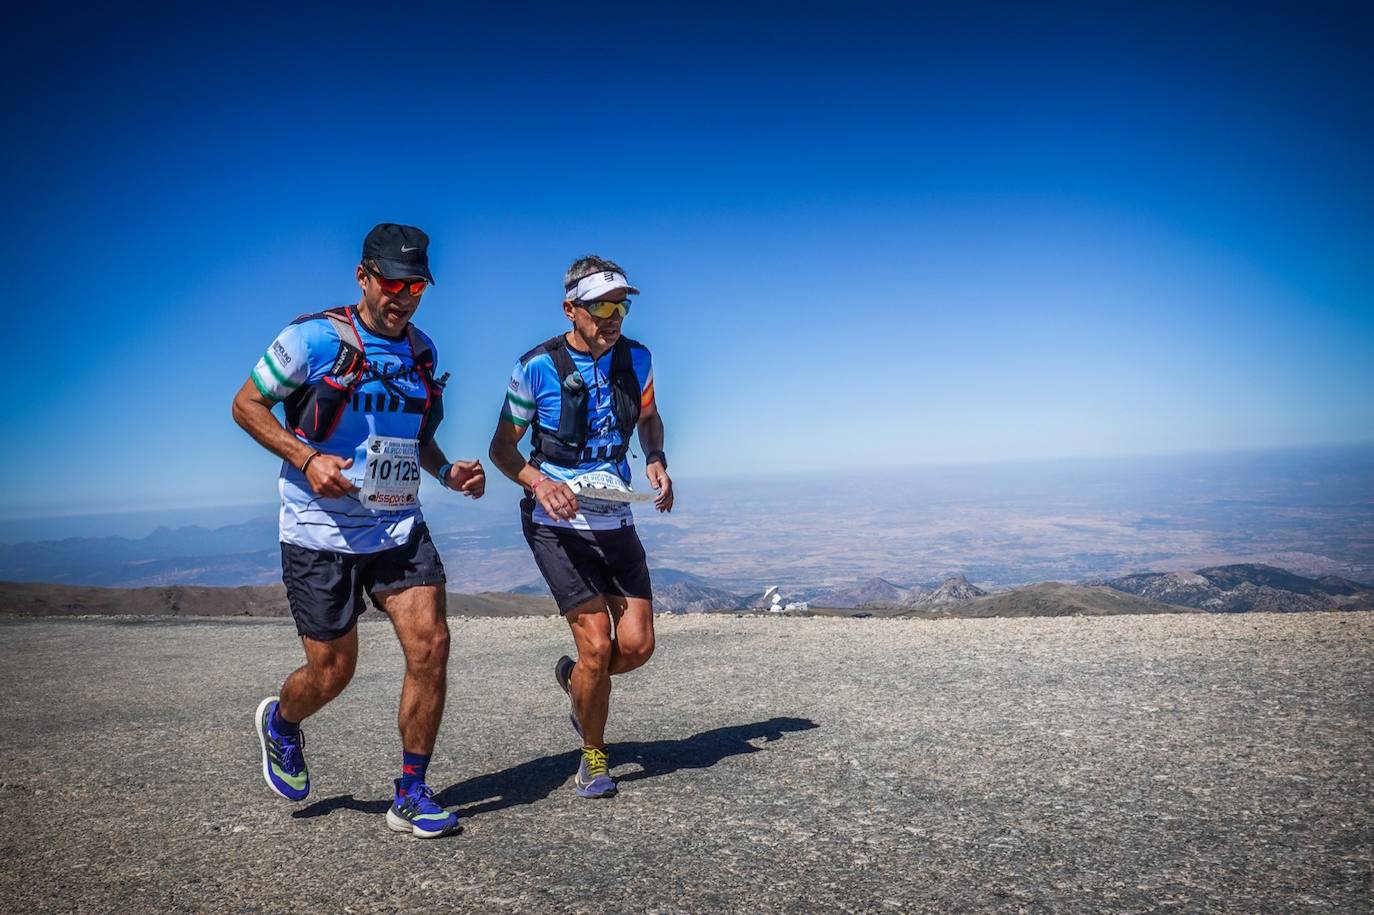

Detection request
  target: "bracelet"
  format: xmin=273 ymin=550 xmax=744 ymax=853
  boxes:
xmin=438 ymin=462 xmax=454 ymax=489
xmin=300 ymin=450 xmax=322 ymax=474
xmin=645 ymin=449 xmax=668 ymax=470
xmin=530 ymin=476 xmax=551 ymax=493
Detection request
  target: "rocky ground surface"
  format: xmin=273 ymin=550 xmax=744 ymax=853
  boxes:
xmin=1 ymin=613 xmax=1371 ymax=914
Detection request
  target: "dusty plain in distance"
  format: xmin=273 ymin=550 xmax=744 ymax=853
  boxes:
xmin=1 ymin=612 xmax=1370 ymax=913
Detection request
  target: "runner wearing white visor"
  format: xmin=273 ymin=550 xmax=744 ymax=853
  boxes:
xmin=488 ymin=255 xmax=673 ymax=799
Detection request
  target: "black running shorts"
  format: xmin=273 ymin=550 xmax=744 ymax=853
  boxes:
xmin=521 ymin=498 xmax=653 ymax=615
xmin=280 ymin=522 xmax=446 ymax=641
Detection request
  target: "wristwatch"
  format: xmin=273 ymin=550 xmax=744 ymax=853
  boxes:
xmin=645 ymin=449 xmax=668 ymax=470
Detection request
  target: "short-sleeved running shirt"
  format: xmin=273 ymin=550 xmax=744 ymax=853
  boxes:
xmin=502 ymin=338 xmax=654 ymax=531
xmin=251 ymin=306 xmax=438 ymax=553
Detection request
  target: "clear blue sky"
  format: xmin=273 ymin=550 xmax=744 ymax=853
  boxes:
xmin=5 ymin=2 xmax=1372 ymax=518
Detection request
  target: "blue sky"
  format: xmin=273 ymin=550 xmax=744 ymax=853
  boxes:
xmin=4 ymin=2 xmax=1372 ymax=519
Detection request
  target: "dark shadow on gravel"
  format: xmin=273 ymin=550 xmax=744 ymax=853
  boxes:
xmin=292 ymin=716 xmax=818 ymax=822
xmin=292 ymin=792 xmax=391 ymax=819
xmin=609 ymin=716 xmax=820 ymax=786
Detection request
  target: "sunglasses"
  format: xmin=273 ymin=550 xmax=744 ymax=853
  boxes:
xmin=364 ymin=263 xmax=428 ymax=297
xmin=577 ymin=299 xmax=631 ymax=319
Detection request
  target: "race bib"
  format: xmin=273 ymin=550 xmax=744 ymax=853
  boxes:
xmin=359 ymin=435 xmax=421 ymax=511
xmin=567 ymin=470 xmax=654 ymax=503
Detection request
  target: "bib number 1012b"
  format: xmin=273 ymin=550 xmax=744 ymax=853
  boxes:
xmin=367 ymin=458 xmax=419 ymax=481
xmin=360 ymin=436 xmax=421 ymax=510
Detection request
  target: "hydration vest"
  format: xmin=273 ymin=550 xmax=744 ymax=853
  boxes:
xmin=525 ymin=335 xmax=642 ymax=466
xmin=282 ymin=306 xmax=447 ymax=445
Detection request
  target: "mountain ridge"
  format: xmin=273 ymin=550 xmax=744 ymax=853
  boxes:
xmin=5 ymin=563 xmax=1368 ymax=619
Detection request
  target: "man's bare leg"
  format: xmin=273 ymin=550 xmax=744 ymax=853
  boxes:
xmin=257 ymin=627 xmax=358 ymax=802
xmin=374 ymin=583 xmax=450 ymax=754
xmin=566 ymin=594 xmax=656 ymax=747
xmin=278 ymin=627 xmax=359 ymax=723
xmin=566 ymin=597 xmax=614 ymax=748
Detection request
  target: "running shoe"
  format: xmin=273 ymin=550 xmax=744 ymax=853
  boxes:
xmin=574 ymin=746 xmax=617 ymax=799
xmin=254 ymin=696 xmax=310 ymax=801
xmin=554 ymin=655 xmax=583 ymax=739
xmin=386 ymin=780 xmax=459 ymax=838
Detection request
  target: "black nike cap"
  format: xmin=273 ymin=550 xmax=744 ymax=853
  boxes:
xmin=362 ymin=223 xmax=435 ymax=283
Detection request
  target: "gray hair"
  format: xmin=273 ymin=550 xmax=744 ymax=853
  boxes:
xmin=564 ymin=254 xmax=627 ymax=292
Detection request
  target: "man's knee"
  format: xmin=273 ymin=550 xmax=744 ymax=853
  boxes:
xmin=577 ymin=633 xmax=615 ymax=673
xmin=310 ymin=651 xmax=356 ymax=698
xmin=405 ymin=621 xmax=450 ymax=675
xmin=616 ymin=630 xmax=655 ymax=671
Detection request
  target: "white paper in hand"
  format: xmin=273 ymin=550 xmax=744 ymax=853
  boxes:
xmin=567 ymin=470 xmax=654 ymax=503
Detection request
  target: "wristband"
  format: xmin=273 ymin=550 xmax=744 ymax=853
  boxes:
xmin=530 ymin=476 xmax=552 ymax=493
xmin=300 ymin=450 xmax=322 ymax=474
xmin=645 ymin=449 xmax=668 ymax=470
xmin=438 ymin=462 xmax=454 ymax=489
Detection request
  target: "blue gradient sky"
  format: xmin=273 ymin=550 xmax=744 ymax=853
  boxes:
xmin=4 ymin=2 xmax=1372 ymax=518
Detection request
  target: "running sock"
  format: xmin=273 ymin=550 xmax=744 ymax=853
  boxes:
xmin=271 ymin=705 xmax=300 ymax=738
xmin=399 ymin=751 xmax=430 ymax=792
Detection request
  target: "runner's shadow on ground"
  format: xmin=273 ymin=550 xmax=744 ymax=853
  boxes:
xmin=292 ymin=716 xmax=817 ymax=821
xmin=441 ymin=715 xmax=819 ymax=818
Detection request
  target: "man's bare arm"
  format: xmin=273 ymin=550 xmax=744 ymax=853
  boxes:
xmin=637 ymin=401 xmax=673 ymax=512
xmin=232 ymin=379 xmax=316 ymax=469
xmin=231 ymin=379 xmax=356 ymax=498
xmin=489 ymin=419 xmax=579 ymax=520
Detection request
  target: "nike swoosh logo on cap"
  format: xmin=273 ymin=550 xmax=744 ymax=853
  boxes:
xmin=400 ymin=245 xmax=418 ymax=252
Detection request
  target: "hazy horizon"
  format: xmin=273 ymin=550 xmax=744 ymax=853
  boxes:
xmin=4 ymin=444 xmax=1369 ymax=592
xmin=6 ymin=440 xmax=1372 ymax=537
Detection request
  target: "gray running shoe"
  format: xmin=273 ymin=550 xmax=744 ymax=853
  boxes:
xmin=574 ymin=746 xmax=617 ymax=799
xmin=554 ymin=655 xmax=583 ymax=739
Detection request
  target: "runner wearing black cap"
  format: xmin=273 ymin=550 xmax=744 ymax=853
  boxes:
xmin=489 ymin=254 xmax=673 ymax=799
xmin=232 ymin=223 xmax=484 ymax=838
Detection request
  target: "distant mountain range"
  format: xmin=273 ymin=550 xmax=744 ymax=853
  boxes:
xmin=4 ymin=564 xmax=1368 ymax=620
xmin=765 ymin=575 xmax=991 ymax=610
xmin=0 ymin=518 xmax=283 ymax=587
xmin=885 ymin=582 xmax=1192 ymax=619
xmin=1092 ymin=566 xmax=1374 ymax=613
xmin=0 ymin=581 xmax=557 ymax=620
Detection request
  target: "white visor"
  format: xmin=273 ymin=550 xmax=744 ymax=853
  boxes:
xmin=564 ymin=270 xmax=640 ymax=303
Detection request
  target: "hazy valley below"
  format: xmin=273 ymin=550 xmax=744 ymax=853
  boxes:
xmin=2 ymin=447 xmax=1370 ymax=613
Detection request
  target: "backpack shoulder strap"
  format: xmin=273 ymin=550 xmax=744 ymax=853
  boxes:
xmin=609 ymin=337 xmax=643 ymax=438
xmin=284 ymin=306 xmax=365 ymax=381
xmin=546 ymin=337 xmax=587 ymax=446
xmin=322 ymin=307 xmax=366 ymax=381
xmin=404 ymin=324 xmax=433 ymax=365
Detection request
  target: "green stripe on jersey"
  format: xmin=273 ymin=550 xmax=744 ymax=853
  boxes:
xmin=263 ymin=350 xmax=301 ymax=390
xmin=500 ymin=410 xmax=530 ymax=428
xmin=505 ymin=390 xmax=535 ymax=410
xmin=251 ymin=371 xmax=282 ymax=402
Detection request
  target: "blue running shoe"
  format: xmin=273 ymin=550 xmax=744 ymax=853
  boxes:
xmin=386 ymin=780 xmax=459 ymax=838
xmin=554 ymin=655 xmax=583 ymax=739
xmin=574 ymin=746 xmax=617 ymax=799
xmin=255 ymin=696 xmax=310 ymax=801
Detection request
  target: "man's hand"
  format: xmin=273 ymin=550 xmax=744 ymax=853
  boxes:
xmin=533 ymin=478 xmax=580 ymax=521
xmin=447 ymin=460 xmax=486 ymax=498
xmin=646 ymin=460 xmax=674 ymax=512
xmin=306 ymin=455 xmax=359 ymax=498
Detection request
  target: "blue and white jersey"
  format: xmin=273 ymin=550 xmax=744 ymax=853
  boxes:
xmin=502 ymin=338 xmax=655 ymax=531
xmin=250 ymin=306 xmax=438 ymax=553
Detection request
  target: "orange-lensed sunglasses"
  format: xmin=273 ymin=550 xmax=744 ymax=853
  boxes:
xmin=364 ymin=263 xmax=428 ymax=297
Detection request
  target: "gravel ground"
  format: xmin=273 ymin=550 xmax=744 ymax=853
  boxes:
xmin=1 ymin=613 xmax=1371 ymax=914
